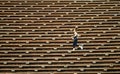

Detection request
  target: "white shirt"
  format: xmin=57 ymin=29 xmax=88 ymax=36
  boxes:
xmin=74 ymin=30 xmax=78 ymax=37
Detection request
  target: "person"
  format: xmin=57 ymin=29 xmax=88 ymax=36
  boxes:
xmin=73 ymin=28 xmax=83 ymax=50
xmin=73 ymin=28 xmax=78 ymax=50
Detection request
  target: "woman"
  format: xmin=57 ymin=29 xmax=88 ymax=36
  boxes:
xmin=73 ymin=28 xmax=83 ymax=50
xmin=73 ymin=28 xmax=78 ymax=50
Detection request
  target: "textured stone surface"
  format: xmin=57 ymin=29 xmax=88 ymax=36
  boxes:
xmin=0 ymin=0 xmax=120 ymax=74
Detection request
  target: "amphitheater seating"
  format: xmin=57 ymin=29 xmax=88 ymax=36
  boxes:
xmin=0 ymin=0 xmax=120 ymax=74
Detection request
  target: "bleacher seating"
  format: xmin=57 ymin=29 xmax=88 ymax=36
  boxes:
xmin=0 ymin=0 xmax=120 ymax=74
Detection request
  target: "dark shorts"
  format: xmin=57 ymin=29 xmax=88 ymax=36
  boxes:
xmin=73 ymin=36 xmax=78 ymax=48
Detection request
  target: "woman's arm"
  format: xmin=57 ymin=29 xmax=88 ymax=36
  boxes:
xmin=74 ymin=29 xmax=78 ymax=36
